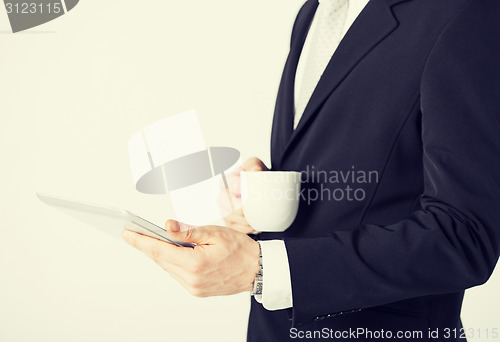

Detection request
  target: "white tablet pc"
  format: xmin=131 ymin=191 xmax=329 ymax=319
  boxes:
xmin=37 ymin=193 xmax=194 ymax=248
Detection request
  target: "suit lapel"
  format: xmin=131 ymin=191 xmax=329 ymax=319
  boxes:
xmin=271 ymin=0 xmax=318 ymax=167
xmin=278 ymin=0 xmax=413 ymax=166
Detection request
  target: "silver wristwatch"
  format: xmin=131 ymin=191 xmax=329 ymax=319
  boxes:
xmin=251 ymin=242 xmax=263 ymax=296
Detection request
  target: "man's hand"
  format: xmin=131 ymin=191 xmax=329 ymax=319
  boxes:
xmin=122 ymin=220 xmax=260 ymax=297
xmin=220 ymin=157 xmax=269 ymax=234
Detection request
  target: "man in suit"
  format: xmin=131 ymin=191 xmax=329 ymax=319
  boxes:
xmin=122 ymin=0 xmax=500 ymax=340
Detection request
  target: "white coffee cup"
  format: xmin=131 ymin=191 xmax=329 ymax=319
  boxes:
xmin=240 ymin=171 xmax=301 ymax=232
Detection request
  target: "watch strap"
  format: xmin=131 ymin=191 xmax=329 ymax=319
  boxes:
xmin=251 ymin=242 xmax=263 ymax=296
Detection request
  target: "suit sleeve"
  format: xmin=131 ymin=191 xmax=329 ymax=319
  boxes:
xmin=284 ymin=0 xmax=500 ymax=327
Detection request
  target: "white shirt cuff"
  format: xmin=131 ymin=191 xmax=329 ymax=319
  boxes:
xmin=254 ymin=240 xmax=293 ymax=310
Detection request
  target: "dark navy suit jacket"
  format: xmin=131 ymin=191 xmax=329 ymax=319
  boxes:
xmin=247 ymin=0 xmax=500 ymax=340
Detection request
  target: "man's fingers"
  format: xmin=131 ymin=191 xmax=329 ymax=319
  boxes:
xmin=217 ymin=188 xmax=242 ymax=216
xmin=121 ymin=229 xmax=214 ymax=294
xmin=223 ymin=214 xmax=256 ymax=234
xmin=228 ymin=223 xmax=256 ymax=234
xmin=243 ymin=157 xmax=268 ymax=172
xmin=176 ymin=221 xmax=198 ymax=233
xmin=225 ymin=211 xmax=249 ymax=226
xmin=222 ymin=166 xmax=242 ymax=192
xmin=121 ymin=230 xmax=191 ymax=266
xmin=165 ymin=220 xmax=217 ymax=245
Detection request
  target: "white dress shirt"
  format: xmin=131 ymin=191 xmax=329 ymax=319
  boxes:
xmin=256 ymin=0 xmax=370 ymax=311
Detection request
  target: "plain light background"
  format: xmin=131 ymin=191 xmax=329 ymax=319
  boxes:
xmin=0 ymin=1 xmax=498 ymax=341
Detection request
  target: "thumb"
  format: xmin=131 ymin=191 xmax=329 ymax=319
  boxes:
xmin=243 ymin=157 xmax=268 ymax=172
xmin=165 ymin=220 xmax=212 ymax=244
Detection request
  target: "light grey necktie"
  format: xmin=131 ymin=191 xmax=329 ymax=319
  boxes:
xmin=294 ymin=0 xmax=349 ymax=128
